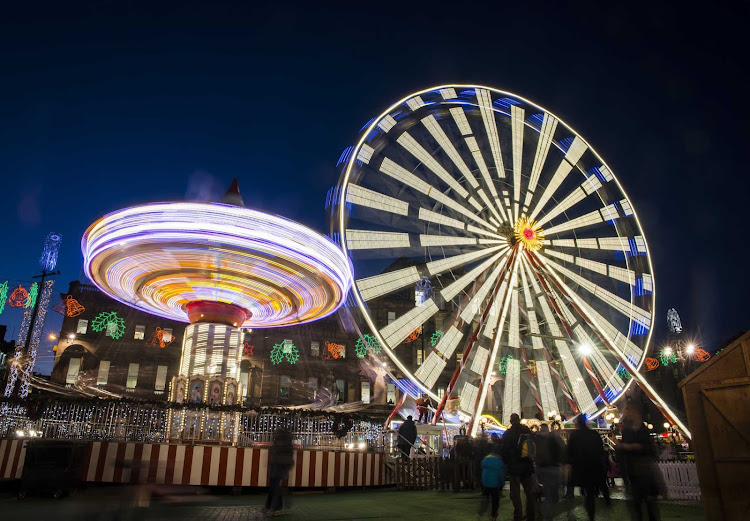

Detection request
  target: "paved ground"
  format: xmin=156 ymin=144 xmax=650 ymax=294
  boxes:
xmin=0 ymin=486 xmax=705 ymax=520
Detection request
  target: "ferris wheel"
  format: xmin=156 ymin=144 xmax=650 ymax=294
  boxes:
xmin=332 ymin=85 xmax=676 ymax=435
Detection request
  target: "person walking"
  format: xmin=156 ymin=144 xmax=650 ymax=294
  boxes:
xmin=535 ymin=423 xmax=565 ymax=521
xmin=397 ymin=415 xmax=418 ymax=457
xmin=479 ymin=444 xmax=507 ymax=521
xmin=265 ymin=427 xmax=294 ymax=516
xmin=566 ymin=415 xmax=606 ymax=521
xmin=618 ymin=404 xmax=662 ymax=521
xmin=417 ymin=393 xmax=431 ymax=423
xmin=501 ymin=413 xmax=537 ymax=521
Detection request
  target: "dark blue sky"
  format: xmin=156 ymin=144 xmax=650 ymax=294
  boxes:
xmin=1 ymin=2 xmax=747 ymax=374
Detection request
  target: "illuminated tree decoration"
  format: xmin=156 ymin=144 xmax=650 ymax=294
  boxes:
xmin=644 ymin=357 xmax=660 ymax=371
xmin=324 ymin=341 xmax=345 ymax=359
xmin=403 ymin=327 xmax=422 ymax=343
xmin=8 ymin=285 xmax=28 ymax=308
xmin=0 ymin=281 xmax=7 ymax=314
xmin=91 ymin=311 xmax=126 ymax=339
xmin=270 ymin=339 xmax=299 ymax=365
xmin=660 ymin=349 xmax=677 ymax=366
xmin=355 ymin=334 xmax=382 ymax=358
xmin=243 ymin=342 xmax=254 ymax=357
xmin=430 ymin=330 xmax=444 ymax=347
xmin=617 ymin=365 xmax=632 ymax=380
xmin=693 ymin=348 xmax=711 ymax=362
xmin=149 ymin=327 xmax=175 ymax=348
xmin=499 ymin=355 xmax=514 ymax=375
xmin=65 ymin=295 xmax=85 ymax=317
xmin=25 ymin=282 xmax=39 ymax=309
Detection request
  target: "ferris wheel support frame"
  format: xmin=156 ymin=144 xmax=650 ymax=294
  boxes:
xmin=432 ymin=245 xmax=518 ymax=427
xmin=528 ymin=251 xmax=691 ymax=439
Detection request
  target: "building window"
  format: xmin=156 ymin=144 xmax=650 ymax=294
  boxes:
xmin=361 ymin=381 xmax=371 ymax=404
xmin=387 ymin=311 xmax=396 ymax=325
xmin=66 ymin=358 xmax=81 ymax=384
xmin=240 ymin=371 xmax=250 ymax=398
xmin=386 ymin=383 xmax=396 ymax=405
xmin=134 ymin=325 xmax=146 ymax=340
xmin=437 ymin=387 xmax=445 ymax=401
xmin=416 ymin=348 xmax=424 ymax=366
xmin=155 ymin=365 xmax=168 ymax=391
xmin=76 ymin=319 xmax=88 ymax=334
xmin=105 ymin=321 xmax=118 ymax=338
xmin=96 ymin=360 xmax=110 ymax=385
xmin=310 ymin=341 xmax=320 ymax=357
xmin=457 ymin=352 xmax=463 ymax=364
xmin=126 ymin=363 xmax=139 ymax=389
xmin=279 ymin=375 xmax=291 ymax=398
xmin=163 ymin=328 xmax=173 ymax=342
xmin=336 ymin=379 xmax=346 ymax=402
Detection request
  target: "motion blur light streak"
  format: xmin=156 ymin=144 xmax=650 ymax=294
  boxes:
xmin=82 ymin=202 xmax=352 ymax=328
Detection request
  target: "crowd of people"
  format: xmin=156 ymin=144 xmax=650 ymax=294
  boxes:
xmin=452 ymin=403 xmax=665 ymax=521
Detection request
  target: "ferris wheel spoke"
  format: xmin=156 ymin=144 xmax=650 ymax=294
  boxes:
xmin=397 ymin=131 xmax=470 ymax=199
xmin=524 ymin=113 xmax=559 ymax=210
xmin=535 ymin=168 xmax=612 ymax=227
xmin=476 ymin=88 xmax=507 ymax=179
xmin=421 ymin=115 xmax=479 ymax=189
xmin=440 ymin=251 xmax=505 ymax=301
xmin=540 ymin=254 xmax=652 ymax=330
xmin=449 ymin=107 xmax=473 ymax=135
xmin=544 ymin=250 xmax=637 ymax=286
xmin=380 ymin=157 xmax=496 ymax=231
xmin=521 ymin=256 xmax=596 ymax=414
xmin=528 ymin=136 xmax=588 ymax=221
xmin=420 ymin=235 xmax=479 ymax=247
xmin=426 ymin=245 xmax=507 ymax=276
xmin=414 ymin=351 xmax=447 ymax=389
xmin=502 ymin=358 xmax=522 ymax=425
xmin=518 ymin=347 xmax=544 ymax=416
xmin=535 ymin=359 xmax=560 ymax=419
xmin=571 ymin=295 xmax=644 ymax=365
xmin=465 ymin=136 xmax=508 ymax=222
xmin=345 ymin=229 xmax=410 ymax=250
xmin=355 ymin=266 xmax=421 ymax=302
xmin=547 ymin=236 xmax=636 ymax=253
xmin=511 ymin=105 xmax=525 ymax=222
xmin=458 ymin=262 xmax=506 ymax=324
xmin=344 ymin=184 xmax=409 ymax=216
xmin=418 ymin=207 xmax=465 ymax=230
xmin=380 ymin=299 xmax=440 ymax=347
xmin=572 ymin=325 xmax=625 ymax=395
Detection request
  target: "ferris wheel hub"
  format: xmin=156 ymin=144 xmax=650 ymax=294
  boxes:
xmin=514 ymin=216 xmax=545 ymax=251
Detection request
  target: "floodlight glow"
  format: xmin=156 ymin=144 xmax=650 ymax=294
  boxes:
xmin=82 ymin=202 xmax=352 ymax=328
xmin=578 ymin=343 xmax=594 ymax=356
xmin=664 ymin=422 xmax=670 ymax=429
xmin=686 ymin=344 xmax=695 ymax=354
xmin=663 ymin=347 xmax=673 ymax=356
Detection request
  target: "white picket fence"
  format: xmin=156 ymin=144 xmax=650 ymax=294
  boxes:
xmin=657 ymin=461 xmax=701 ymax=501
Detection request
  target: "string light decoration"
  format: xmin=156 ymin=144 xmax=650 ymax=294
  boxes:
xmin=499 ymin=355 xmax=514 ymax=375
xmin=617 ymin=365 xmax=632 ymax=380
xmin=270 ymin=340 xmax=299 ymax=365
xmin=243 ymin=342 xmax=254 ymax=357
xmin=430 ymin=330 xmax=444 ymax=347
xmin=402 ymin=327 xmax=422 ymax=343
xmin=693 ymin=348 xmax=711 ymax=362
xmin=91 ymin=311 xmax=126 ymax=339
xmin=25 ymin=282 xmax=38 ymax=309
xmin=62 ymin=295 xmax=85 ymax=317
xmin=660 ymin=347 xmax=677 ymax=366
xmin=82 ymin=202 xmax=352 ymax=328
xmin=8 ymin=285 xmax=28 ymax=308
xmin=0 ymin=281 xmax=7 ymax=314
xmin=644 ymin=357 xmax=660 ymax=371
xmin=51 ymin=298 xmax=67 ymax=315
xmin=39 ymin=232 xmax=62 ymax=272
xmin=355 ymin=334 xmax=382 ymax=358
xmin=149 ymin=327 xmax=175 ymax=348
xmin=324 ymin=341 xmax=345 ymax=359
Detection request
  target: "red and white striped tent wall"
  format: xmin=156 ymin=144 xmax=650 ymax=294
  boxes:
xmin=1 ymin=440 xmax=391 ymax=488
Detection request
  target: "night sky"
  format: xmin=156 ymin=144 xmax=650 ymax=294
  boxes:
xmin=1 ymin=2 xmax=747 ymax=374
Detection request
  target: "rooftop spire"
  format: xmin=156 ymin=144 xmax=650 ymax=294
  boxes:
xmin=221 ymin=178 xmax=245 ymax=207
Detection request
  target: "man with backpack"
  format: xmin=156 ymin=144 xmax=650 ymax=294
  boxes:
xmin=535 ymin=423 xmax=565 ymax=521
xmin=501 ymin=413 xmax=537 ymax=521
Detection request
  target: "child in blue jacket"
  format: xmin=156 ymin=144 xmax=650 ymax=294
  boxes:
xmin=480 ymin=446 xmax=507 ymax=521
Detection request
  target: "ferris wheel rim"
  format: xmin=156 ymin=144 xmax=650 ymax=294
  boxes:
xmin=335 ymin=84 xmax=656 ymax=423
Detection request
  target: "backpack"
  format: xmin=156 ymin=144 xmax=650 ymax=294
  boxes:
xmin=518 ymin=432 xmax=536 ymax=461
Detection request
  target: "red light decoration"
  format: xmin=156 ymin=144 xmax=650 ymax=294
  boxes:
xmin=243 ymin=342 xmax=254 ymax=357
xmin=8 ymin=285 xmax=28 ymax=308
xmin=693 ymin=348 xmax=711 ymax=362
xmin=149 ymin=327 xmax=175 ymax=348
xmin=402 ymin=327 xmax=422 ymax=343
xmin=323 ymin=341 xmax=345 ymax=359
xmin=645 ymin=357 xmax=660 ymax=371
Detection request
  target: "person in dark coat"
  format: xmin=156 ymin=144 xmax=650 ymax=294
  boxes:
xmin=535 ymin=423 xmax=565 ymax=521
xmin=265 ymin=427 xmax=294 ymax=516
xmin=501 ymin=413 xmax=536 ymax=521
xmin=566 ymin=414 xmax=606 ymax=521
xmin=617 ymin=403 xmax=662 ymax=521
xmin=397 ymin=415 xmax=418 ymax=457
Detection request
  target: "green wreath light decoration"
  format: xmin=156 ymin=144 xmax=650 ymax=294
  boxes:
xmin=355 ymin=334 xmax=382 ymax=358
xmin=271 ymin=340 xmax=299 ymax=365
xmin=617 ymin=365 xmax=631 ymax=380
xmin=91 ymin=311 xmax=126 ymax=339
xmin=660 ymin=349 xmax=677 ymax=366
xmin=25 ymin=282 xmax=38 ymax=309
xmin=499 ymin=355 xmax=514 ymax=375
xmin=0 ymin=281 xmax=7 ymax=315
xmin=430 ymin=330 xmax=444 ymax=347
